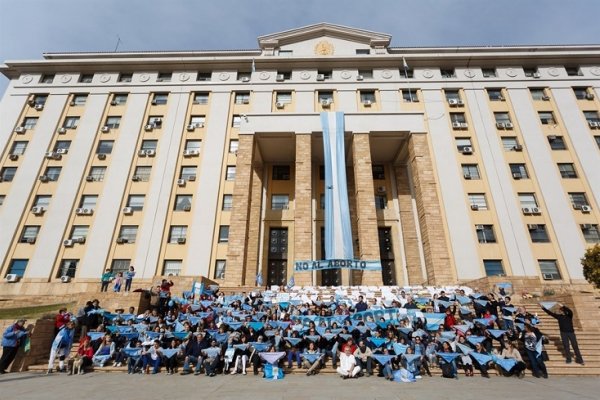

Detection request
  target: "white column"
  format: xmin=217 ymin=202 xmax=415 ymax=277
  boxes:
xmin=0 ymin=85 xmax=24 ymax=157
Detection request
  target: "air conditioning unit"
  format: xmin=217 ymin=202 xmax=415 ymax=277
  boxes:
xmin=522 ymin=207 xmax=532 ymax=214
xmin=183 ymin=205 xmax=191 ymax=212
xmin=448 ymin=99 xmax=459 ymax=105
xmin=116 ymin=237 xmax=128 ymax=244
xmin=513 ymin=144 xmax=523 ymax=151
xmin=5 ymin=274 xmax=20 ymax=283
xmin=75 ymin=208 xmax=86 ymax=215
xmin=69 ymin=101 xmax=76 ymax=106
xmin=138 ymin=149 xmax=147 ymax=157
xmin=316 ymin=74 xmax=325 ymax=81
xmin=177 ymin=237 xmax=187 ymax=244
xmin=52 ymin=153 xmax=62 ymax=160
xmin=132 ymin=175 xmax=140 ymax=182
xmin=15 ymin=126 xmax=25 ymax=133
xmin=460 ymin=123 xmax=468 ymax=129
xmin=527 ymin=224 xmax=538 ymax=230
xmin=512 ymin=172 xmax=522 ymax=179
xmin=548 ymin=135 xmax=557 ymax=141
xmin=275 ymin=74 xmax=285 ymax=82
xmin=241 ymin=99 xmax=250 ymax=104
xmin=101 ymin=126 xmax=110 ymax=133
xmin=28 ymin=98 xmax=36 ymax=106
xmin=363 ymin=100 xmax=372 ymax=107
xmin=183 ymin=149 xmax=199 ymax=157
xmin=34 ymin=104 xmax=44 ymax=111
xmin=461 ymin=146 xmax=473 ymax=154
xmin=187 ymin=175 xmax=196 ymax=182
xmin=75 ymin=237 xmax=86 ymax=244
xmin=60 ymin=276 xmax=71 ymax=283
xmin=496 ymin=122 xmax=505 ymax=129
xmin=533 ymin=72 xmax=541 ymax=78
xmin=145 ymin=150 xmax=156 ymax=157
xmin=122 ymin=207 xmax=133 ymax=215
xmin=504 ymin=122 xmax=514 ymax=129
xmin=275 ymin=102 xmax=285 ymax=109
xmin=463 ymin=173 xmax=472 ymax=180
xmin=452 ymin=122 xmax=462 ymax=129
xmin=241 ymin=77 xmax=251 ymax=83
xmin=31 ymin=206 xmax=46 ymax=215
xmin=45 ymin=151 xmax=55 ymax=159
xmin=27 ymin=237 xmax=36 ymax=244
xmin=111 ymin=100 xmax=118 ymax=106
xmin=531 ymin=207 xmax=541 ymax=214
xmin=85 ymin=175 xmax=94 ymax=182
xmin=97 ymin=153 xmax=106 ymax=160
xmin=377 ymin=186 xmax=386 ymax=193
xmin=588 ymin=121 xmax=599 ymax=128
xmin=542 ymin=95 xmax=550 ymax=101
xmin=356 ymin=75 xmax=364 ymax=81
xmin=63 ymin=239 xmax=74 ymax=247
xmin=187 ymin=124 xmax=196 ymax=131
xmin=581 ymin=205 xmax=592 ymax=213
xmin=9 ymin=154 xmax=19 ymax=161
xmin=320 ymin=99 xmax=332 ymax=107
xmin=39 ymin=175 xmax=49 ymax=183
xmin=151 ymin=100 xmax=158 ymax=105
xmin=586 ymin=93 xmax=595 ymax=100
xmin=145 ymin=124 xmax=154 ymax=131
xmin=56 ymin=148 xmax=68 ymax=155
xmin=177 ymin=179 xmax=186 ymax=187
xmin=58 ymin=127 xmax=67 ymax=134
xmin=470 ymin=204 xmax=479 ymax=211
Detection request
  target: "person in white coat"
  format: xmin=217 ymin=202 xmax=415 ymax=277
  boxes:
xmin=337 ymin=346 xmax=361 ymax=379
xmin=47 ymin=320 xmax=76 ymax=373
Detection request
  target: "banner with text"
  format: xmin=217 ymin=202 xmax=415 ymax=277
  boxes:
xmin=294 ymin=259 xmax=382 ymax=272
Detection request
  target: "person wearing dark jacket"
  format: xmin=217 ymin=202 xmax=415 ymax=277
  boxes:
xmin=521 ymin=323 xmax=548 ymax=378
xmin=180 ymin=333 xmax=209 ymax=375
xmin=541 ymin=303 xmax=584 ymax=365
xmin=0 ymin=319 xmax=29 ymax=374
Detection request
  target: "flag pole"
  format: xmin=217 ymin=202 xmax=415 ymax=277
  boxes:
xmin=402 ymin=57 xmax=412 ymax=102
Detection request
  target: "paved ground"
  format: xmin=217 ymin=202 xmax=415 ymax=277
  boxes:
xmin=1 ymin=372 xmax=599 ymax=400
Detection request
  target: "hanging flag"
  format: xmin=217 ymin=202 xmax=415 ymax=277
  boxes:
xmin=256 ymin=273 xmax=263 ymax=287
xmin=402 ymin=57 xmax=409 ymax=70
xmin=251 ymin=58 xmax=256 ymax=74
xmin=286 ymin=276 xmax=295 ymax=290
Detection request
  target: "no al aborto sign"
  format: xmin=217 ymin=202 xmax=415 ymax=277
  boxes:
xmin=294 ymin=260 xmax=382 ymax=272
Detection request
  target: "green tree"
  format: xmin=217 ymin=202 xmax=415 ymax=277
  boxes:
xmin=582 ymin=244 xmax=600 ymax=288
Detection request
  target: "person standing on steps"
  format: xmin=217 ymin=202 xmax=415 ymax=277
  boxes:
xmin=47 ymin=319 xmax=76 ymax=374
xmin=124 ymin=265 xmax=136 ymax=292
xmin=541 ymin=303 xmax=585 ymax=365
xmin=100 ymin=268 xmax=112 ymax=292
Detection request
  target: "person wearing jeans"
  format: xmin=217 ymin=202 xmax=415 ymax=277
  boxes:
xmin=522 ymin=324 xmax=548 ymax=378
xmin=541 ymin=303 xmax=584 ymax=365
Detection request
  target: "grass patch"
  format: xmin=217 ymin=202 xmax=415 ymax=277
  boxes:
xmin=0 ymin=302 xmax=76 ymax=320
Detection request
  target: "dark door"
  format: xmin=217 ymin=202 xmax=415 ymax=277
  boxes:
xmin=267 ymin=228 xmax=288 ymax=286
xmin=320 ymin=227 xmax=341 ymax=286
xmin=378 ymin=227 xmax=397 ymax=285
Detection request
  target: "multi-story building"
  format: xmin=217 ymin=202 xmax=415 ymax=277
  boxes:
xmin=0 ymin=23 xmax=599 ymax=295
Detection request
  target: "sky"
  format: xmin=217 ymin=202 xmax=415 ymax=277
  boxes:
xmin=1 ymin=0 xmax=600 ymax=95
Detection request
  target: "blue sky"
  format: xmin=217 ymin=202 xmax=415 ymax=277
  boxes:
xmin=1 ymin=0 xmax=600 ymax=95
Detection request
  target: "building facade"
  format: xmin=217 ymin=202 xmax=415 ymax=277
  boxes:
xmin=0 ymin=23 xmax=599 ymax=294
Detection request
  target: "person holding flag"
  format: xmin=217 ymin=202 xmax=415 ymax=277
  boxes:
xmin=541 ymin=302 xmax=584 ymax=365
xmin=521 ymin=323 xmax=548 ymax=378
xmin=47 ymin=319 xmax=76 ymax=373
xmin=0 ymin=318 xmax=30 ymax=374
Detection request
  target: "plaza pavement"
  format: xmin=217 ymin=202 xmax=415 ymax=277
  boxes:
xmin=1 ymin=372 xmax=599 ymax=400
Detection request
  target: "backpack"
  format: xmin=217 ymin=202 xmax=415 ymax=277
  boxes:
xmin=441 ymin=362 xmax=454 ymax=378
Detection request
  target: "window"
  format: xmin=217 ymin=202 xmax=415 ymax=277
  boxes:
xmin=222 ymin=194 xmax=233 ymax=211
xmin=518 ymin=193 xmax=539 ymax=209
xmin=105 ymin=116 xmax=121 ymax=129
xmin=483 ymin=260 xmax=504 ymax=276
xmin=356 ymin=49 xmax=370 ymax=55
xmin=594 ymin=136 xmax=600 ymax=149
xmin=57 ymin=259 xmax=78 ymax=278
xmin=214 ymin=260 xmax=226 ymax=279
xmin=375 ymin=195 xmax=387 ymax=210
xmin=538 ymin=111 xmax=556 ymax=125
xmin=569 ymin=192 xmax=589 ymax=209
xmin=573 ymin=87 xmax=589 ymax=100
xmin=134 ymin=166 xmax=152 ymax=182
xmin=118 ymin=226 xmax=138 ymax=243
xmin=54 ymin=141 xmax=71 ymax=152
xmin=141 ymin=140 xmax=158 ymax=151
xmin=7 ymin=259 xmax=28 ymax=277
xmin=501 ymin=137 xmax=519 ymax=151
xmin=218 ymin=226 xmax=229 ymax=243
xmin=197 ymin=72 xmax=211 ymax=82
xmin=548 ymin=135 xmax=566 ymax=150
xmin=163 ymin=260 xmax=182 ymax=276
xmin=558 ymin=163 xmax=577 ymax=179
xmin=193 ymin=92 xmax=209 ymax=104
xmin=180 ymin=166 xmax=197 ymax=180
xmin=96 ymin=140 xmax=114 ymax=154
xmin=581 ymin=224 xmax=600 ymax=243
xmin=359 ymin=91 xmax=376 ymax=104
xmin=318 ymin=91 xmax=334 ymax=103
xmin=358 ymin=70 xmax=373 ymax=79
xmin=226 ymin=166 xmax=236 ymax=180
xmin=271 ymin=194 xmax=289 ymax=210
xmin=539 ymin=260 xmax=561 ymax=280
xmin=482 ymin=68 xmax=497 ymax=78
xmin=565 ymin=66 xmax=582 ymax=77
xmin=44 ymin=167 xmax=61 ymax=182
xmin=70 ymin=225 xmax=89 ymax=240
xmin=34 ymin=195 xmax=51 ymax=208
xmin=510 ymin=164 xmax=529 ymax=179
xmin=168 ymin=226 xmax=187 ymax=243
xmin=79 ymin=195 xmax=97 ymax=210
xmin=401 ymin=68 xmax=414 ymax=78
xmin=118 ymin=73 xmax=132 ymax=83
xmin=276 ymin=71 xmax=292 ymax=80
xmin=147 ymin=116 xmax=163 ymax=127
xmin=462 ymin=164 xmax=480 ymax=180
xmin=320 ymin=194 xmax=325 ymax=209
xmin=232 ymin=115 xmax=242 ymax=128
xmin=20 ymin=226 xmax=40 ymax=243
xmin=276 ymin=92 xmax=292 ymax=104
xmin=10 ymin=141 xmax=28 ymax=155
xmin=278 ymin=50 xmax=293 ymax=57
xmin=72 ymin=95 xmax=87 ymax=106
xmin=41 ymin=74 xmax=55 ymax=83
xmin=63 ymin=116 xmax=80 ymax=129
xmin=584 ymin=111 xmax=600 ymax=123
xmin=89 ymin=166 xmax=106 ymax=182
xmin=157 ymin=72 xmax=172 ymax=82
xmin=445 ymin=90 xmax=461 ymax=102
xmin=79 ymin=74 xmax=93 ymax=83
xmin=319 ymin=166 xmax=325 ymax=180
xmin=152 ymin=93 xmax=168 ymax=105
xmin=111 ymin=259 xmax=130 ymax=275
xmin=174 ymin=195 xmax=192 ymax=211
xmin=402 ymin=89 xmax=419 ymax=102
xmin=229 ymin=139 xmax=239 ymax=154
xmin=528 ymin=225 xmax=550 ymax=243
xmin=185 ymin=140 xmax=202 ymax=152
xmin=1 ymin=167 xmax=17 ymax=182
xmin=523 ymin=68 xmax=538 ymax=77
xmin=450 ymin=113 xmax=467 ymax=124
xmin=455 ymin=137 xmax=473 ymax=152
xmin=372 ymin=165 xmax=385 ymax=180
xmin=127 ymin=195 xmax=145 ymax=211
xmin=112 ymin=93 xmax=127 ymax=105
xmin=237 ymin=72 xmax=251 ymax=81
xmin=494 ymin=112 xmax=512 ymax=124
xmin=487 ymin=89 xmax=504 ymax=101
xmin=22 ymin=117 xmax=38 ymax=129
xmin=32 ymin=94 xmax=47 ymax=106
xmin=476 ymin=225 xmax=496 ymax=243
xmin=189 ymin=116 xmax=205 ymax=127
xmin=0 ymin=195 xmax=4 ymax=207
xmin=272 ymin=165 xmax=290 ymax=180
xmin=530 ymin=88 xmax=547 ymax=101
xmin=235 ymin=92 xmax=250 ymax=104
xmin=317 ymin=70 xmax=332 ymax=80
xmin=441 ymin=68 xmax=456 ymax=78
xmin=468 ymin=193 xmax=488 ymax=210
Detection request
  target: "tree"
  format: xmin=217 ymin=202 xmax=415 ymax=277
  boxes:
xmin=582 ymin=244 xmax=600 ymax=289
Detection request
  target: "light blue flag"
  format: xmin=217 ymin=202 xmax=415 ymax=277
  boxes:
xmin=162 ymin=348 xmax=179 ymax=359
xmin=393 ymin=343 xmax=408 ymax=355
xmin=301 ymin=353 xmax=323 ymax=363
xmin=254 ymin=312 xmax=266 ymax=321
xmin=133 ymin=324 xmax=147 ymax=333
xmin=502 ymin=306 xmax=517 ymax=314
xmin=471 ymin=293 xmax=485 ymax=299
xmin=365 ymin=322 xmax=378 ymax=331
xmin=457 ymin=343 xmax=473 ymax=355
xmin=535 ymin=338 xmax=543 ymax=356
xmin=203 ymin=347 xmax=221 ymax=358
xmin=148 ymin=316 xmax=159 ymax=323
xmin=123 ymin=348 xmax=141 ymax=357
xmin=467 ymin=336 xmax=486 ymax=346
xmin=331 ymin=328 xmax=343 ymax=335
xmin=402 ymin=354 xmax=421 ymax=365
xmin=393 ymin=368 xmax=416 ymax=383
xmin=339 ymin=334 xmax=353 ymax=341
xmin=256 ymin=273 xmax=263 ymax=286
xmin=414 ymin=297 xmax=429 ymax=305
xmin=279 ymin=302 xmax=290 ymax=310
xmin=228 ymin=322 xmax=244 ymax=330
xmin=117 ymin=325 xmax=132 ymax=333
xmin=120 ymin=314 xmax=136 ymax=321
xmin=436 ymin=300 xmax=452 ymax=309
xmin=249 ymin=322 xmax=264 ymax=331
xmin=290 ymin=299 xmax=303 ymax=306
xmin=87 ymin=332 xmax=105 ymax=341
xmin=398 ymin=327 xmax=413 ymax=336
xmin=144 ymin=331 xmax=160 ymax=340
xmin=475 ymin=299 xmax=489 ymax=307
xmin=186 ymin=316 xmax=201 ymax=326
xmin=233 ymin=344 xmax=250 ymax=351
xmin=515 ymin=323 xmax=525 ymax=331
xmin=175 ymin=320 xmax=185 ymax=332
xmin=453 ymin=325 xmax=470 ymax=334
xmin=87 ymin=309 xmax=106 ymax=315
xmin=322 ymin=333 xmax=337 ymax=341
xmin=423 ymin=313 xmax=445 ymax=331
xmin=369 ymin=337 xmax=387 ymax=348
xmin=469 ymin=352 xmax=492 ymax=365
xmin=315 ymin=326 xmax=327 ymax=336
xmin=250 ymin=342 xmax=270 ymax=352
xmin=333 ymin=316 xmax=348 ymax=325
xmin=190 ymin=304 xmax=202 ymax=312
xmin=259 ymin=351 xmax=286 ymax=365
xmin=212 ymin=332 xmax=229 ymax=343
xmin=437 ymin=352 xmax=460 ymax=363
xmin=242 ymin=304 xmax=253 ymax=312
xmin=456 ymin=296 xmax=472 ymax=305
xmin=200 ymin=300 xmax=213 ymax=308
xmin=286 ymin=276 xmax=295 ymax=290
xmin=120 ymin=332 xmax=139 ymax=340
xmin=172 ymin=332 xmax=189 ymax=340
xmin=277 ymin=321 xmax=291 ymax=330
xmin=106 ymin=326 xmax=118 ymax=333
xmin=305 ymin=335 xmax=321 ymax=342
xmin=539 ymin=301 xmax=557 ymax=310
xmin=487 ymin=329 xmax=507 ymax=339
xmin=354 ymin=325 xmax=368 ymax=334
xmin=93 ymin=354 xmax=111 ymax=365
xmin=473 ymin=318 xmax=492 ymax=326
xmin=459 ymin=306 xmax=472 ymax=315
xmin=440 ymin=331 xmax=456 ymax=341
xmin=264 ymin=330 xmax=277 ymax=337
xmin=372 ymin=354 xmax=395 ymax=366
xmin=412 ymin=329 xmax=427 ymax=338
xmin=493 ymin=356 xmax=517 ymax=371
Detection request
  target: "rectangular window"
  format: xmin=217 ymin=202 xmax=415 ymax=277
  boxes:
xmin=528 ymin=224 xmax=550 ymax=243
xmin=462 ymin=164 xmax=481 ymax=180
xmin=1 ymin=167 xmax=17 ymax=182
xmin=7 ymin=259 xmax=28 ymax=277
xmin=276 ymin=92 xmax=292 ymax=104
xmin=218 ymin=225 xmax=229 ymax=243
xmin=174 ymin=195 xmax=192 ymax=211
xmin=237 ymin=72 xmax=251 ymax=81
xmin=450 ymin=113 xmax=467 ymax=123
xmin=232 ymin=115 xmax=242 ymax=128
xmin=44 ymin=166 xmax=62 ymax=181
xmin=320 ymin=193 xmax=325 ymax=209
xmin=372 ymin=165 xmax=385 ymax=180
xmin=118 ymin=73 xmax=132 ymax=83
xmin=234 ymin=92 xmax=250 ymax=104
xmin=276 ymin=71 xmax=292 ymax=80
xmin=584 ymin=111 xmax=600 ymax=123
xmin=0 ymin=195 xmax=5 ymax=207
xmin=476 ymin=225 xmax=496 ymax=243
xmin=455 ymin=137 xmax=473 ymax=151
xmin=185 ymin=140 xmax=202 ymax=151
xmin=34 ymin=195 xmax=51 ymax=208
xmin=359 ymin=91 xmax=376 ymax=104
xmin=573 ymin=87 xmax=589 ymax=100
xmin=581 ymin=224 xmax=600 ymax=243
xmin=112 ymin=93 xmax=128 ymax=105
xmin=568 ymin=192 xmax=589 ymax=209
xmin=558 ymin=163 xmax=577 ymax=179
xmin=11 ymin=141 xmax=28 ymax=155
xmin=214 ymin=260 xmax=226 ymax=279
xmin=539 ymin=260 xmax=561 ymax=280
xmin=483 ymin=260 xmax=504 ymax=276
xmin=229 ymin=139 xmax=239 ymax=153
xmin=375 ymin=195 xmax=387 ymax=210
xmin=147 ymin=116 xmax=163 ymax=127
xmin=197 ymin=72 xmax=212 ymax=82
xmin=157 ymin=72 xmax=172 ymax=82
xmin=317 ymin=91 xmax=334 ymax=103
xmin=134 ymin=166 xmax=152 ymax=182
xmin=127 ymin=195 xmax=145 ymax=211
xmin=565 ymin=66 xmax=582 ymax=77
xmin=482 ymin=68 xmax=497 ymax=78
xmin=63 ymin=116 xmax=80 ymax=129
xmin=272 ymin=165 xmax=290 ymax=180
xmin=487 ymin=89 xmax=504 ymax=101
xmin=79 ymin=195 xmax=97 ymax=209
xmin=548 ymin=135 xmax=566 ymax=150
xmin=88 ymin=166 xmax=106 ymax=182
xmin=180 ymin=166 xmax=197 ymax=180
xmin=356 ymin=49 xmax=370 ymax=55
xmin=358 ymin=69 xmax=373 ymax=79
xmin=168 ymin=226 xmax=187 ymax=243
xmin=54 ymin=140 xmax=71 ymax=152
xmin=501 ymin=137 xmax=519 ymax=151
xmin=510 ymin=164 xmax=529 ymax=179
xmin=440 ymin=68 xmax=456 ymax=78
xmin=518 ymin=193 xmax=539 ymax=209
xmin=226 ymin=166 xmax=236 ymax=180
xmin=402 ymin=89 xmax=419 ymax=102
xmin=22 ymin=117 xmax=38 ymax=129
xmin=20 ymin=226 xmax=40 ymax=243
xmin=58 ymin=259 xmax=78 ymax=278
xmin=79 ymin=74 xmax=93 ymax=83
xmin=524 ymin=68 xmax=538 ymax=77
xmin=468 ymin=193 xmax=488 ymax=210
xmin=105 ymin=116 xmax=121 ymax=129
xmin=538 ymin=111 xmax=556 ymax=125
xmin=271 ymin=194 xmax=289 ymax=210
xmin=189 ymin=115 xmax=205 ymax=127
xmin=141 ymin=140 xmax=158 ymax=151
xmin=530 ymin=88 xmax=547 ymax=101
xmin=494 ymin=112 xmax=512 ymax=124
xmin=41 ymin=74 xmax=55 ymax=83
xmin=70 ymin=225 xmax=89 ymax=240
xmin=222 ymin=194 xmax=233 ymax=211
xmin=118 ymin=226 xmax=138 ymax=243
xmin=96 ymin=140 xmax=114 ymax=154
xmin=317 ymin=70 xmax=332 ymax=80
xmin=72 ymin=94 xmax=88 ymax=106
xmin=163 ymin=260 xmax=182 ymax=276
xmin=111 ymin=259 xmax=130 ymax=275
xmin=152 ymin=93 xmax=168 ymax=105
xmin=445 ymin=90 xmax=461 ymax=102
xmin=193 ymin=92 xmax=209 ymax=104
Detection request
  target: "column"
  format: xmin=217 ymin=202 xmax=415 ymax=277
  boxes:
xmin=351 ymin=133 xmax=383 ymax=286
xmin=244 ymin=162 xmax=264 ymax=286
xmin=223 ymin=134 xmax=255 ymax=286
xmin=293 ymin=133 xmax=313 ymax=286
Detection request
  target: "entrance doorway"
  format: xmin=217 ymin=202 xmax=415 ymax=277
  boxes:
xmin=378 ymin=227 xmax=397 ymax=285
xmin=267 ymin=228 xmax=288 ymax=286
xmin=320 ymin=227 xmax=341 ymax=286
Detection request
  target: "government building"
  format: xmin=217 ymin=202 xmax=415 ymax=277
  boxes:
xmin=0 ymin=23 xmax=599 ymax=295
